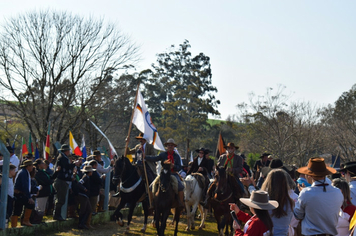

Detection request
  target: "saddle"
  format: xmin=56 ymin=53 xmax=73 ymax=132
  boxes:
xmin=191 ymin=172 xmax=206 ymax=190
xmin=152 ymin=175 xmax=178 ymax=195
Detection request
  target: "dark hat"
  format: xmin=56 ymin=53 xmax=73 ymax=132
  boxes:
xmin=89 ymin=160 xmax=98 ymax=166
xmin=26 ymin=153 xmax=33 ymax=158
xmin=240 ymin=190 xmax=278 ymax=210
xmin=34 ymin=159 xmax=44 ymax=166
xmin=93 ymin=150 xmax=101 ymax=156
xmin=261 ymin=159 xmax=293 ymax=177
xmin=81 ymin=165 xmax=96 ymax=173
xmin=195 ymin=147 xmax=205 ymax=153
xmin=340 ymin=161 xmax=356 ymax=175
xmin=260 ymin=153 xmax=270 ymax=158
xmin=9 ymin=164 xmax=16 ymax=170
xmin=20 ymin=160 xmax=33 ymax=168
xmin=224 ymin=143 xmax=239 ymax=149
xmin=164 ymin=138 xmax=177 ymax=147
xmin=59 ymin=144 xmax=71 ymax=152
xmin=297 ymin=157 xmax=336 ymax=177
xmin=204 ymin=149 xmax=212 ymax=155
xmin=6 ymin=146 xmax=13 ymax=153
xmin=0 ymin=152 xmax=3 ymax=156
xmin=135 ymin=132 xmax=146 ymax=140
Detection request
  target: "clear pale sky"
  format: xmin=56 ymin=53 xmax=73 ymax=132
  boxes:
xmin=1 ymin=0 xmax=355 ymax=120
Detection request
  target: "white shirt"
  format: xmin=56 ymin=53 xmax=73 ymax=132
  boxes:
xmin=198 ymin=157 xmax=203 ymax=166
xmin=8 ymin=178 xmax=14 ymax=198
xmin=10 ymin=154 xmax=20 ymax=172
xmin=96 ymin=161 xmax=111 ymax=176
xmin=294 ymin=178 xmax=344 ymax=236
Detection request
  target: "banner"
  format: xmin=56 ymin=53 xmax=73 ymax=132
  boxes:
xmin=132 ymin=90 xmax=165 ymax=151
xmin=89 ymin=120 xmax=118 ymax=158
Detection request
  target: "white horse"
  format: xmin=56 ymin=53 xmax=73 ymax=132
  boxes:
xmin=184 ymin=174 xmax=208 ymax=231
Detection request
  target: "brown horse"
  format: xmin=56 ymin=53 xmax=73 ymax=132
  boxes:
xmin=209 ymin=167 xmax=243 ymax=236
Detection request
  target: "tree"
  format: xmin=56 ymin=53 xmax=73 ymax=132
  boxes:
xmin=0 ymin=10 xmax=139 ymax=147
xmin=142 ymin=40 xmax=220 ymax=157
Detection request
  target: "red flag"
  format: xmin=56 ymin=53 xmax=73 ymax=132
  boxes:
xmin=22 ymin=137 xmax=28 ymax=155
xmin=215 ymin=132 xmax=226 ymax=159
xmin=69 ymin=131 xmax=82 ymax=156
xmin=45 ymin=123 xmax=51 ymax=160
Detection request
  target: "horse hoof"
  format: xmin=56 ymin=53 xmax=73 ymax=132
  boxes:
xmin=185 ymin=227 xmax=189 ymax=231
xmin=126 ymin=226 xmax=130 ymax=230
xmin=191 ymin=226 xmax=195 ymax=230
xmin=199 ymin=226 xmax=203 ymax=230
xmin=140 ymin=224 xmax=147 ymax=233
xmin=117 ymin=219 xmax=124 ymax=227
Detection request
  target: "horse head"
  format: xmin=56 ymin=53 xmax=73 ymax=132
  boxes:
xmin=113 ymin=155 xmax=128 ymax=184
xmin=159 ymin=160 xmax=172 ymax=193
xmin=215 ymin=166 xmax=228 ymax=195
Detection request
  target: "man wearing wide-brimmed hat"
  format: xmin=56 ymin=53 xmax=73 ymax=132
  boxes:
xmin=145 ymin=138 xmax=184 ymax=207
xmin=253 ymin=153 xmax=271 ymax=182
xmin=53 ymin=144 xmax=76 ymax=221
xmin=217 ymin=143 xmax=243 ymax=179
xmin=7 ymin=146 xmax=20 ymax=172
xmin=294 ymin=157 xmax=343 ymax=236
xmin=12 ymin=160 xmax=35 ymax=227
xmin=126 ymin=132 xmax=156 ymax=184
xmin=340 ymin=161 xmax=356 ymax=206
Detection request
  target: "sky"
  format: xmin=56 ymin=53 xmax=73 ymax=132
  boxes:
xmin=1 ymin=0 xmax=355 ymax=120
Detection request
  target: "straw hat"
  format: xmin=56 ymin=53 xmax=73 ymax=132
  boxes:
xmin=297 ymin=157 xmax=336 ymax=177
xmin=164 ymin=138 xmax=177 ymax=147
xmin=20 ymin=160 xmax=33 ymax=168
xmin=224 ymin=143 xmax=239 ymax=149
xmin=81 ymin=165 xmax=96 ymax=173
xmin=240 ymin=190 xmax=279 ymax=210
xmin=135 ymin=132 xmax=146 ymax=140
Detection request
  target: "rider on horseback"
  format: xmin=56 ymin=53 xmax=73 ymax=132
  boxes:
xmin=144 ymin=138 xmax=185 ymax=207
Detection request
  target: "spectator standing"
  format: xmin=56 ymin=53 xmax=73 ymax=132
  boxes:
xmin=12 ymin=160 xmax=35 ymax=227
xmin=7 ymin=146 xmax=19 ymax=172
xmin=294 ymin=157 xmax=343 ymax=236
xmin=77 ymin=165 xmax=94 ymax=229
xmin=53 ymin=144 xmax=75 ymax=221
xmin=89 ymin=160 xmax=102 ymax=215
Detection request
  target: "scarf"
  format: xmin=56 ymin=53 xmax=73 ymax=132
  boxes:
xmin=225 ymin=153 xmax=234 ymax=168
xmin=167 ymin=151 xmax=175 ymax=172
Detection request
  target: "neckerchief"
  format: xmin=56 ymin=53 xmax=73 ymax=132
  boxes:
xmin=225 ymin=153 xmax=234 ymax=168
xmin=315 ymin=179 xmax=329 ymax=192
xmin=167 ymin=151 xmax=175 ymax=172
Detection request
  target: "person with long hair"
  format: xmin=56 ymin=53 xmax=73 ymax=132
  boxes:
xmin=261 ymin=169 xmax=294 ymax=236
xmin=332 ymin=178 xmax=356 ymax=236
xmin=230 ymin=190 xmax=278 ymax=236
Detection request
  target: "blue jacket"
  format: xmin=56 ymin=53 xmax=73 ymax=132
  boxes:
xmin=146 ymin=151 xmax=182 ymax=172
xmin=14 ymin=168 xmax=31 ymax=200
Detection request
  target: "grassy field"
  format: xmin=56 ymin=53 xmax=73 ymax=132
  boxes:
xmin=52 ymin=214 xmax=222 ymax=236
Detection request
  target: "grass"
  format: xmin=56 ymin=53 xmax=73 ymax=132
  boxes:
xmin=52 ymin=214 xmax=221 ymax=236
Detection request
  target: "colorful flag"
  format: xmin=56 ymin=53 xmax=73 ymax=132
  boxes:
xmin=69 ymin=131 xmax=82 ymax=156
xmin=43 ymin=142 xmax=46 ymax=160
xmin=89 ymin=120 xmax=118 ymax=158
xmin=12 ymin=134 xmax=17 ymax=149
xmin=45 ymin=123 xmax=51 ymax=160
xmin=22 ymin=137 xmax=28 ymax=156
xmin=81 ymin=134 xmax=87 ymax=160
xmin=35 ymin=143 xmax=40 ymax=160
xmin=215 ymin=132 xmax=226 ymax=159
xmin=132 ymin=90 xmax=165 ymax=151
xmin=29 ymin=133 xmax=34 ymax=155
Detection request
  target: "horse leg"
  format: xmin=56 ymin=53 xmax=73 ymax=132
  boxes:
xmin=190 ymin=202 xmax=199 ymax=230
xmin=174 ymin=207 xmax=181 ymax=236
xmin=185 ymin=203 xmax=191 ymax=231
xmin=125 ymin=202 xmax=136 ymax=231
xmin=141 ymin=198 xmax=149 ymax=233
xmin=155 ymin=210 xmax=160 ymax=236
xmin=161 ymin=210 xmax=169 ymax=236
xmin=198 ymin=204 xmax=206 ymax=229
xmin=114 ymin=200 xmax=126 ymax=226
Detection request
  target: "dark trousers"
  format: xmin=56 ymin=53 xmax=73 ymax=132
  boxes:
xmin=13 ymin=193 xmax=34 ymax=216
xmin=7 ymin=196 xmax=14 ymax=219
xmin=53 ymin=179 xmax=69 ymax=209
xmin=77 ymin=195 xmax=92 ymax=225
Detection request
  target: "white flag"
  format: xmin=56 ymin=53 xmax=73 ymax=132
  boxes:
xmin=89 ymin=120 xmax=118 ymax=158
xmin=132 ymin=90 xmax=165 ymax=151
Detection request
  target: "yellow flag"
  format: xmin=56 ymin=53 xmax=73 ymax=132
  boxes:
xmin=350 ymin=211 xmax=356 ymax=230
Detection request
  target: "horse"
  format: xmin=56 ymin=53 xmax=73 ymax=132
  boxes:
xmin=153 ymin=161 xmax=182 ymax=236
xmin=184 ymin=174 xmax=208 ymax=231
xmin=210 ymin=167 xmax=243 ymax=236
xmin=111 ymin=155 xmax=149 ymax=233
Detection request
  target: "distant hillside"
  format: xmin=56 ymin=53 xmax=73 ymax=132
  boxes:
xmin=207 ymin=119 xmax=225 ymax=126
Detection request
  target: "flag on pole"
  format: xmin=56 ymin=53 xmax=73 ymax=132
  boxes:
xmin=43 ymin=142 xmax=46 ymax=160
xmin=12 ymin=134 xmax=17 ymax=149
xmin=190 ymin=151 xmax=193 ymax=163
xmin=22 ymin=137 xmax=28 ymax=156
xmin=132 ymin=90 xmax=165 ymax=151
xmin=69 ymin=131 xmax=82 ymax=156
xmin=29 ymin=133 xmax=34 ymax=155
xmin=45 ymin=123 xmax=51 ymax=160
xmin=89 ymin=120 xmax=117 ymax=159
xmin=81 ymin=135 xmax=87 ymax=160
xmin=215 ymin=132 xmax=226 ymax=159
xmin=35 ymin=143 xmax=40 ymax=160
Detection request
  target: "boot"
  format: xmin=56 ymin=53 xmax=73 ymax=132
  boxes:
xmin=11 ymin=215 xmax=18 ymax=228
xmin=86 ymin=213 xmax=95 ymax=229
xmin=78 ymin=215 xmax=89 ymax=230
xmin=53 ymin=206 xmax=65 ymax=221
xmin=21 ymin=209 xmax=33 ymax=227
xmin=178 ymin=191 xmax=184 ymax=208
xmin=97 ymin=197 xmax=104 ymax=212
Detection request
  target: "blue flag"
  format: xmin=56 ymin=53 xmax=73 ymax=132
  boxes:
xmin=35 ymin=145 xmax=40 ymax=160
xmin=81 ymin=135 xmax=87 ymax=160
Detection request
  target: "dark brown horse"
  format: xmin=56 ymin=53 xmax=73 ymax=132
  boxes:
xmin=111 ymin=156 xmax=149 ymax=233
xmin=153 ymin=161 xmax=182 ymax=236
xmin=210 ymin=167 xmax=243 ymax=236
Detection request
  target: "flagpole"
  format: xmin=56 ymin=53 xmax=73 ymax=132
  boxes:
xmin=125 ymin=82 xmax=153 ymax=208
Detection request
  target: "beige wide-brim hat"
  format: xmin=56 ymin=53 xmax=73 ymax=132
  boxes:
xmin=240 ymin=190 xmax=279 ymax=210
xmin=164 ymin=138 xmax=177 ymax=147
xmin=297 ymin=157 xmax=336 ymax=177
xmin=81 ymin=165 xmax=96 ymax=173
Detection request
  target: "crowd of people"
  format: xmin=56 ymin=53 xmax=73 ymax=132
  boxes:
xmin=2 ymin=133 xmax=356 ymax=236
xmin=0 ymin=144 xmax=115 ymax=229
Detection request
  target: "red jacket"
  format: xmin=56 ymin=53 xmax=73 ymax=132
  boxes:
xmin=235 ymin=211 xmax=270 ymax=236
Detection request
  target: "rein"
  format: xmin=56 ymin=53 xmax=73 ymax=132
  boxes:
xmin=212 ymin=192 xmax=233 ymax=204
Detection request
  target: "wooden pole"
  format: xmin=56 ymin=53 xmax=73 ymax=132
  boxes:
xmin=125 ymin=82 xmax=153 ymax=208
